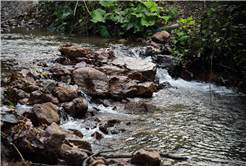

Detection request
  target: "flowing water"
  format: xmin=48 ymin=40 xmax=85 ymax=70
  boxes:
xmin=1 ymin=27 xmax=246 ymax=166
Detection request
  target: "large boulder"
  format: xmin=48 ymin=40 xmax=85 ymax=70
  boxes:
xmin=28 ymin=90 xmax=59 ymax=105
xmin=60 ymin=143 xmax=88 ymax=165
xmin=62 ymin=97 xmax=88 ymax=118
xmin=59 ymin=44 xmax=92 ymax=59
xmin=109 ymin=76 xmax=138 ymax=99
xmin=111 ymin=56 xmax=157 ymax=82
xmin=7 ymin=87 xmax=30 ymax=103
xmin=131 ymin=150 xmax=161 ymax=166
xmin=48 ymin=63 xmax=71 ymax=77
xmin=25 ymin=102 xmax=60 ymax=126
xmin=151 ymin=30 xmax=170 ymax=43
xmin=73 ymin=67 xmax=109 ymax=97
xmin=95 ymin=64 xmax=127 ymax=76
xmin=53 ymin=83 xmax=80 ymax=103
xmin=152 ymin=54 xmax=179 ymax=69
xmin=137 ymin=82 xmax=159 ymax=97
xmin=42 ymin=122 xmax=66 ymax=153
xmin=69 ymin=139 xmax=92 ymax=152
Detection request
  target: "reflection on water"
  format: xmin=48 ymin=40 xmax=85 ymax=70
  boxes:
xmin=1 ymin=27 xmax=246 ymax=166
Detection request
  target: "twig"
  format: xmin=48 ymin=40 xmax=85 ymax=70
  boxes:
xmin=11 ymin=143 xmax=25 ymax=162
xmin=73 ymin=0 xmax=79 ymax=16
xmin=83 ymin=0 xmax=91 ymax=16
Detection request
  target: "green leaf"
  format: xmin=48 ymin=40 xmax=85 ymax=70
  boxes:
xmin=158 ymin=16 xmax=169 ymax=22
xmin=91 ymin=8 xmax=106 ymax=23
xmin=187 ymin=17 xmax=193 ymax=21
xmin=216 ymin=39 xmax=220 ymax=43
xmin=61 ymin=6 xmax=72 ymax=19
xmin=100 ymin=25 xmax=111 ymax=38
xmin=99 ymin=1 xmax=115 ymax=7
xmin=53 ymin=11 xmax=58 ymax=16
xmin=238 ymin=43 xmax=243 ymax=46
xmin=141 ymin=15 xmax=155 ymax=27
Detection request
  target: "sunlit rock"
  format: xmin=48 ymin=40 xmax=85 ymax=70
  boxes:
xmin=53 ymin=83 xmax=80 ymax=103
xmin=131 ymin=150 xmax=161 ymax=166
xmin=151 ymin=30 xmax=170 ymax=43
xmin=25 ymin=102 xmax=60 ymax=126
xmin=111 ymin=56 xmax=157 ymax=82
xmin=62 ymin=97 xmax=88 ymax=118
xmin=73 ymin=67 xmax=109 ymax=97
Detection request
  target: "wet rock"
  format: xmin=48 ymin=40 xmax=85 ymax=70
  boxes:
xmin=60 ymin=75 xmax=72 ymax=84
xmin=125 ymin=98 xmax=157 ymax=113
xmin=41 ymin=122 xmax=65 ymax=152
xmin=75 ymin=61 xmax=87 ymax=69
xmin=28 ymin=90 xmax=59 ymax=105
xmin=131 ymin=150 xmax=161 ymax=166
xmin=163 ymin=161 xmax=172 ymax=166
xmin=238 ymin=81 xmax=246 ymax=93
xmin=62 ymin=97 xmax=88 ymax=118
xmin=59 ymin=44 xmax=92 ymax=58
xmin=7 ymin=87 xmax=30 ymax=103
xmin=40 ymin=79 xmax=56 ymax=92
xmin=69 ymin=139 xmax=92 ymax=152
xmin=48 ymin=63 xmax=71 ymax=77
xmin=60 ymin=143 xmax=88 ymax=164
xmin=73 ymin=67 xmax=109 ymax=97
xmin=19 ymin=69 xmax=35 ymax=80
xmin=91 ymin=131 xmax=103 ymax=140
xmin=152 ymin=54 xmax=179 ymax=69
xmin=67 ymin=129 xmax=83 ymax=138
xmin=53 ymin=83 xmax=80 ymax=103
xmin=137 ymin=82 xmax=159 ymax=97
xmin=95 ymin=64 xmax=127 ymax=76
xmin=99 ymin=123 xmax=108 ymax=134
xmin=168 ymin=65 xmax=182 ymax=79
xmin=111 ymin=56 xmax=157 ymax=82
xmin=25 ymin=102 xmax=60 ymax=126
xmin=109 ymin=76 xmax=138 ymax=99
xmin=151 ymin=30 xmax=170 ymax=43
xmin=107 ymin=119 xmax=121 ymax=127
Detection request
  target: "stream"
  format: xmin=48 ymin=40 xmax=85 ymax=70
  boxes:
xmin=1 ymin=27 xmax=246 ymax=166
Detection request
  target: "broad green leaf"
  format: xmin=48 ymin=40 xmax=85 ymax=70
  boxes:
xmin=99 ymin=1 xmax=115 ymax=7
xmin=53 ymin=11 xmax=58 ymax=16
xmin=61 ymin=6 xmax=72 ymax=19
xmin=141 ymin=15 xmax=155 ymax=27
xmin=187 ymin=17 xmax=193 ymax=21
xmin=91 ymin=8 xmax=106 ymax=23
xmin=158 ymin=16 xmax=169 ymax=22
xmin=100 ymin=25 xmax=111 ymax=38
xmin=216 ymin=39 xmax=220 ymax=43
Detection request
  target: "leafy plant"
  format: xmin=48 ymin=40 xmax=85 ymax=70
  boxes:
xmin=90 ymin=0 xmax=170 ymax=38
xmin=171 ymin=17 xmax=197 ymax=63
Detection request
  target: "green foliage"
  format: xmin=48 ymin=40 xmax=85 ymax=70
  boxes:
xmin=201 ymin=1 xmax=246 ymax=79
xmin=90 ymin=0 xmax=169 ymax=38
xmin=171 ymin=17 xmax=197 ymax=63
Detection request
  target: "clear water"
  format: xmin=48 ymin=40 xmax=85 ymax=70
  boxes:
xmin=1 ymin=27 xmax=246 ymax=166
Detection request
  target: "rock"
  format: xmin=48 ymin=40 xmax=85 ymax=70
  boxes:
xmin=19 ymin=69 xmax=35 ymax=79
xmin=151 ymin=30 xmax=170 ymax=43
xmin=60 ymin=75 xmax=72 ymax=84
xmin=111 ymin=56 xmax=157 ymax=82
xmin=75 ymin=61 xmax=87 ymax=69
xmin=69 ymin=139 xmax=92 ymax=152
xmin=48 ymin=63 xmax=71 ymax=77
xmin=91 ymin=131 xmax=103 ymax=140
xmin=131 ymin=151 xmax=161 ymax=166
xmin=67 ymin=129 xmax=84 ymax=138
xmin=73 ymin=67 xmax=109 ymax=97
xmin=40 ymin=79 xmax=56 ymax=92
xmin=62 ymin=97 xmax=88 ymax=118
xmin=25 ymin=102 xmax=60 ymax=126
xmin=7 ymin=87 xmax=30 ymax=103
xmin=152 ymin=54 xmax=179 ymax=69
xmin=107 ymin=119 xmax=121 ymax=127
xmin=137 ymin=82 xmax=159 ymax=97
xmin=60 ymin=143 xmax=88 ymax=165
xmin=125 ymin=98 xmax=157 ymax=113
xmin=28 ymin=90 xmax=59 ymax=105
xmin=95 ymin=64 xmax=127 ymax=76
xmin=59 ymin=44 xmax=92 ymax=58
xmin=53 ymin=83 xmax=80 ymax=103
xmin=99 ymin=123 xmax=108 ymax=134
xmin=109 ymin=76 xmax=138 ymax=99
xmin=163 ymin=161 xmax=172 ymax=166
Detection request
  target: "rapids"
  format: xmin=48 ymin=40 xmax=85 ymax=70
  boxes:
xmin=1 ymin=27 xmax=246 ymax=165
